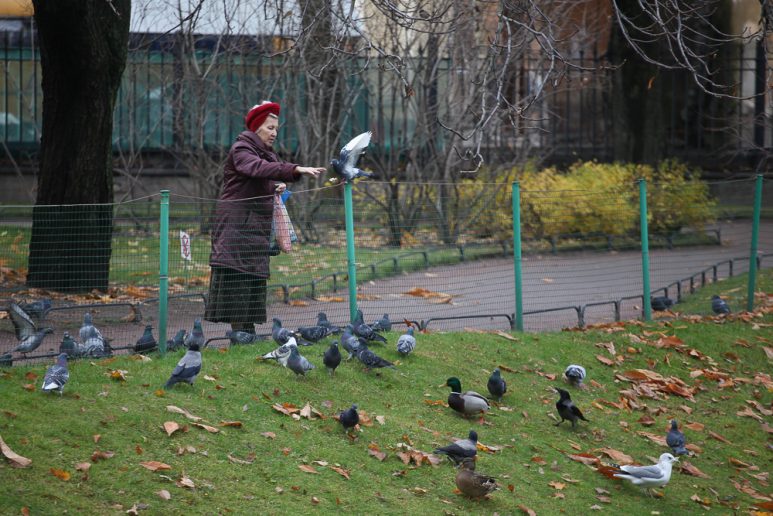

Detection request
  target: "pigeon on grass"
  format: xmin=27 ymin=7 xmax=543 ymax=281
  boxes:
xmin=330 ymin=131 xmax=372 ymax=183
xmin=41 ymin=353 xmax=69 ymax=396
xmin=184 ymin=318 xmax=206 ymax=349
xmin=613 ymin=453 xmax=679 ymax=497
xmin=396 ymin=327 xmax=416 ymax=356
xmin=434 ymin=430 xmax=478 ymax=465
xmin=261 ymin=337 xmax=298 ymax=367
xmin=286 ymin=346 xmax=315 ymax=377
xmin=554 ymin=388 xmax=588 ymax=428
xmin=164 ymin=343 xmax=202 ymax=389
xmin=341 ymin=326 xmax=365 ymax=359
xmin=354 ymin=346 xmax=396 ymax=371
xmin=487 ymin=368 xmax=507 ymax=401
xmin=371 ymin=313 xmax=391 ymax=332
xmin=316 ymin=312 xmax=341 ymax=334
xmin=323 ymin=341 xmax=342 ymax=375
xmin=564 ymin=364 xmax=586 ymax=388
xmin=295 ymin=324 xmax=334 ymax=343
xmin=666 ymin=419 xmax=689 ymax=456
xmin=352 ymin=309 xmax=387 ymax=344
xmin=338 ymin=404 xmax=359 ymax=432
xmin=134 ymin=325 xmax=157 ymax=353
xmin=711 ymin=295 xmax=731 ymax=315
xmin=226 ymin=330 xmax=259 ymax=345
xmin=8 ymin=302 xmax=53 ymax=354
xmin=166 ymin=329 xmax=187 ymax=352
xmin=651 ymin=296 xmax=675 ymax=312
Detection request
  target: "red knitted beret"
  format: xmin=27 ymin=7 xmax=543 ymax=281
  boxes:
xmin=245 ymin=101 xmax=280 ymax=132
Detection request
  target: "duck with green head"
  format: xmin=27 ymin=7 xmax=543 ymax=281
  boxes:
xmin=446 ymin=377 xmax=490 ymax=416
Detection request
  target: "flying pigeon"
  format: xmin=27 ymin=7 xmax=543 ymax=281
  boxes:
xmin=59 ymin=331 xmax=81 ymax=358
xmin=295 ymin=324 xmax=334 ymax=343
xmin=226 ymin=330 xmax=259 ymax=345
xmin=286 ymin=346 xmax=315 ymax=377
xmin=134 ymin=325 xmax=157 ymax=353
xmin=184 ymin=318 xmax=205 ymax=349
xmin=352 ymin=310 xmax=387 ymax=344
xmin=79 ymin=312 xmax=103 ymax=344
xmin=666 ymin=419 xmax=689 ymax=456
xmin=371 ymin=313 xmax=392 ymax=333
xmin=8 ymin=302 xmax=53 ymax=354
xmin=651 ymin=296 xmax=675 ymax=312
xmin=330 ymin=131 xmax=373 ymax=183
xmin=711 ymin=295 xmax=731 ymax=315
xmin=166 ymin=329 xmax=187 ymax=352
xmin=316 ymin=312 xmax=341 ymax=334
xmin=613 ymin=453 xmax=679 ymax=496
xmin=323 ymin=341 xmax=342 ymax=375
xmin=0 ymin=352 xmax=11 ymax=368
xmin=19 ymin=298 xmax=52 ymax=326
xmin=261 ymin=337 xmax=298 ymax=367
xmin=339 ymin=404 xmax=359 ymax=432
xmin=341 ymin=325 xmax=365 ymax=359
xmin=434 ymin=430 xmax=478 ymax=464
xmin=164 ymin=343 xmax=202 ymax=389
xmin=354 ymin=346 xmax=396 ymax=371
xmin=396 ymin=327 xmax=416 ymax=356
xmin=487 ymin=368 xmax=506 ymax=401
xmin=564 ymin=364 xmax=586 ymax=388
xmin=41 ymin=353 xmax=69 ymax=396
xmin=554 ymin=388 xmax=588 ymax=428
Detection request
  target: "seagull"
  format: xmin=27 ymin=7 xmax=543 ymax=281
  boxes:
xmin=330 ymin=131 xmax=372 ymax=183
xmin=613 ymin=453 xmax=679 ymax=496
xmin=261 ymin=337 xmax=298 ymax=367
xmin=353 ymin=309 xmax=387 ymax=344
xmin=323 ymin=341 xmax=342 ymax=375
xmin=8 ymin=302 xmax=53 ymax=354
xmin=651 ymin=296 xmax=675 ymax=312
xmin=711 ymin=295 xmax=731 ymax=315
xmin=455 ymin=457 xmax=499 ymax=498
xmin=164 ymin=343 xmax=202 ymax=389
xmin=166 ymin=329 xmax=187 ymax=352
xmin=41 ymin=353 xmax=69 ymax=396
xmin=564 ymin=364 xmax=586 ymax=388
xmin=554 ymin=388 xmax=588 ymax=428
xmin=666 ymin=419 xmax=689 ymax=456
xmin=286 ymin=346 xmax=315 ymax=377
xmin=434 ymin=430 xmax=478 ymax=464
xmin=396 ymin=327 xmax=416 ymax=356
xmin=134 ymin=325 xmax=157 ymax=353
xmin=487 ymin=368 xmax=506 ymax=401
xmin=226 ymin=330 xmax=259 ymax=345
xmin=341 ymin=325 xmax=365 ymax=359
xmin=354 ymin=345 xmax=396 ymax=371
xmin=339 ymin=404 xmax=359 ymax=432
xmin=79 ymin=312 xmax=103 ymax=344
xmin=184 ymin=318 xmax=205 ymax=349
xmin=371 ymin=313 xmax=391 ymax=333
xmin=316 ymin=312 xmax=341 ymax=334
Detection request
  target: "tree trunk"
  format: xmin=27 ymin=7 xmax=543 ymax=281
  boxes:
xmin=26 ymin=0 xmax=130 ymax=292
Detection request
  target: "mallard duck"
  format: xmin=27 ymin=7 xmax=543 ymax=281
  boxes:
xmin=446 ymin=377 xmax=490 ymax=416
xmin=455 ymin=458 xmax=499 ymax=498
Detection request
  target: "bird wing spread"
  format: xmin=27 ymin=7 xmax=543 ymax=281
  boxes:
xmin=9 ymin=303 xmax=36 ymax=341
xmin=339 ymin=132 xmax=371 ymax=170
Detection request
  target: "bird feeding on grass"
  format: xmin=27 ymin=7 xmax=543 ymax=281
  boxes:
xmin=164 ymin=343 xmax=202 ymax=389
xmin=613 ymin=453 xmax=679 ymax=497
xmin=446 ymin=377 xmax=490 ymax=417
xmin=434 ymin=430 xmax=478 ymax=465
xmin=564 ymin=364 xmax=586 ymax=388
xmin=666 ymin=419 xmax=689 ymax=456
xmin=323 ymin=341 xmax=342 ymax=375
xmin=554 ymin=388 xmax=588 ymax=428
xmin=711 ymin=295 xmax=731 ymax=315
xmin=396 ymin=327 xmax=416 ymax=356
xmin=487 ymin=368 xmax=507 ymax=401
xmin=41 ymin=353 xmax=69 ymax=396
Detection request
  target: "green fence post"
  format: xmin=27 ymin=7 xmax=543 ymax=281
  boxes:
xmin=158 ymin=190 xmax=170 ymax=355
xmin=747 ymin=174 xmax=763 ymax=312
xmin=344 ymin=182 xmax=358 ymax=322
xmin=639 ymin=179 xmax=652 ymax=321
xmin=512 ymin=181 xmax=523 ymax=331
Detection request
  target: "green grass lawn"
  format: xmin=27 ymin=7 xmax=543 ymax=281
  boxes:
xmin=1 ymin=296 xmax=771 ymax=514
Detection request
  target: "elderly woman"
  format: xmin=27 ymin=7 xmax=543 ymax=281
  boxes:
xmin=205 ymin=101 xmax=325 ymax=335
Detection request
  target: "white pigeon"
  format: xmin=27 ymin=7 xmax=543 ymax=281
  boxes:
xmin=330 ymin=131 xmax=372 ymax=182
xmin=564 ymin=364 xmax=586 ymax=387
xmin=261 ymin=337 xmax=298 ymax=367
xmin=613 ymin=453 xmax=679 ymax=496
xmin=41 ymin=353 xmax=69 ymax=396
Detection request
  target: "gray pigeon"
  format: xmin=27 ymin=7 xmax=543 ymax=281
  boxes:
xmin=341 ymin=325 xmax=365 ymax=359
xmin=554 ymin=388 xmax=588 ymax=428
xmin=41 ymin=353 xmax=69 ymax=396
xmin=166 ymin=329 xmax=187 ymax=351
xmin=9 ymin=302 xmax=53 ymax=354
xmin=354 ymin=346 xmax=396 ymax=371
xmin=134 ymin=325 xmax=157 ymax=353
xmin=164 ymin=343 xmax=202 ymax=389
xmin=82 ymin=326 xmax=108 ymax=357
xmin=184 ymin=318 xmax=205 ymax=349
xmin=330 ymin=131 xmax=373 ymax=182
xmin=19 ymin=298 xmax=52 ymax=326
xmin=434 ymin=430 xmax=478 ymax=465
xmin=79 ymin=312 xmax=103 ymax=344
xmin=353 ymin=309 xmax=387 ymax=344
xmin=711 ymin=295 xmax=731 ymax=315
xmin=651 ymin=296 xmax=675 ymax=311
xmin=226 ymin=330 xmax=259 ymax=345
xmin=323 ymin=341 xmax=342 ymax=375
xmin=59 ymin=331 xmax=81 ymax=358
xmin=396 ymin=327 xmax=416 ymax=356
xmin=564 ymin=364 xmax=586 ymax=388
xmin=0 ymin=352 xmax=12 ymax=367
xmin=286 ymin=346 xmax=315 ymax=377
xmin=666 ymin=420 xmax=688 ymax=456
xmin=272 ymin=318 xmax=301 ymax=345
xmin=316 ymin=312 xmax=341 ymax=334
xmin=487 ymin=368 xmax=506 ymax=401
xmin=371 ymin=313 xmax=392 ymax=332
xmin=261 ymin=337 xmax=298 ymax=367
xmin=295 ymin=324 xmax=334 ymax=343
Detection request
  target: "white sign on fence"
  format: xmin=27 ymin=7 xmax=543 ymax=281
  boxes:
xmin=179 ymin=230 xmax=192 ymax=261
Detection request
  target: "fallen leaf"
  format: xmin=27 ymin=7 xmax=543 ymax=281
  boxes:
xmin=166 ymin=405 xmax=203 ymax=422
xmin=90 ymin=450 xmax=114 ymax=462
xmin=21 ymin=384 xmax=35 ymax=392
xmin=191 ymin=423 xmax=219 ymax=433
xmin=219 ymin=421 xmax=243 ymax=428
xmin=163 ymin=421 xmax=181 ymax=436
xmin=110 ymin=369 xmax=128 ymax=381
xmin=519 ymin=505 xmax=537 ymax=515
xmin=637 ymin=414 xmax=655 ymax=426
xmin=140 ymin=461 xmax=171 ymax=471
xmin=75 ymin=461 xmax=91 ymax=472
xmin=597 ymin=448 xmax=634 ymax=465
xmin=311 ymin=496 xmax=320 ymax=504
xmin=228 ymin=453 xmax=255 ymax=465
xmin=298 ymin=464 xmax=319 ymax=474
xmin=568 ymin=453 xmax=600 ymax=466
xmin=93 ymin=434 xmax=101 ymax=444
xmin=330 ymin=465 xmax=350 ymax=479
xmin=549 ymin=481 xmax=566 ymax=490
xmin=261 ymin=432 xmax=276 ymax=439
xmin=596 ymin=355 xmax=615 ymax=366
xmin=176 ymin=476 xmax=195 ymax=489
xmin=680 ymin=461 xmax=710 ymax=478
xmin=684 ymin=422 xmax=704 ymax=432
xmin=376 ymin=415 xmax=386 ymax=425
xmin=368 ymin=448 xmax=387 ymax=461
xmin=157 ymin=490 xmax=171 ymax=500
xmin=0 ymin=435 xmax=31 ymax=468
xmin=50 ymin=468 xmax=71 ymax=481
xmin=708 ymin=430 xmax=730 ymax=444
xmin=637 ymin=431 xmax=667 ymax=447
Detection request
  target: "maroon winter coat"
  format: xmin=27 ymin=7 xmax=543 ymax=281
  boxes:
xmin=209 ymin=131 xmax=300 ymax=278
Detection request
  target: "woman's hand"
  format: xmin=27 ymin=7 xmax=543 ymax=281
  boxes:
xmin=274 ymin=182 xmax=287 ymax=193
xmin=295 ymin=166 xmax=326 ymax=178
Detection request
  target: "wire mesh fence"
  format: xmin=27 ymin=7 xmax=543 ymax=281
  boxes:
xmin=0 ymin=177 xmax=770 ymax=366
